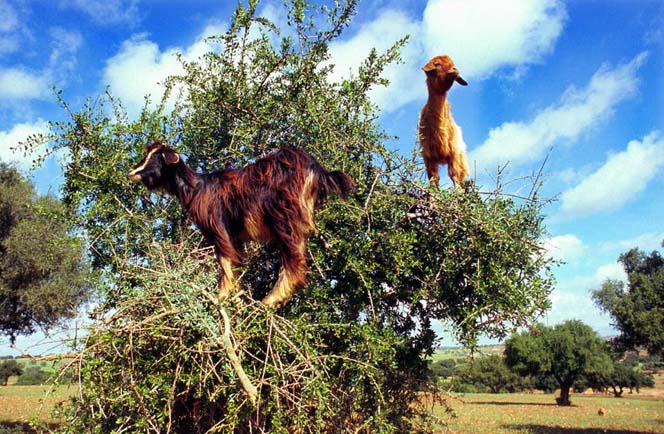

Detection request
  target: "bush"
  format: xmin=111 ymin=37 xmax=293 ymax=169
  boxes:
xmin=15 ymin=367 xmax=52 ymax=385
xmin=431 ymin=358 xmax=464 ymax=379
xmin=453 ymin=355 xmax=528 ymax=394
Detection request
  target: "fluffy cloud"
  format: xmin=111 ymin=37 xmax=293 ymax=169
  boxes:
xmin=546 ymin=261 xmax=626 ymax=334
xmin=423 ymin=0 xmax=566 ymax=80
xmin=543 ymin=234 xmax=585 ymax=263
xmin=49 ymin=27 xmax=83 ymax=70
xmin=0 ymin=26 xmax=82 ymax=102
xmin=0 ymin=68 xmax=49 ymax=100
xmin=0 ymin=120 xmax=49 ymax=168
xmin=103 ymin=23 xmax=226 ymax=118
xmin=559 ymin=131 xmax=664 ymax=218
xmin=469 ymin=52 xmax=648 ymax=171
xmin=328 ymin=9 xmax=422 ymax=111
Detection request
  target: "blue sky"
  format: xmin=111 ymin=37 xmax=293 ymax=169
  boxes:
xmin=0 ymin=0 xmax=663 ymax=354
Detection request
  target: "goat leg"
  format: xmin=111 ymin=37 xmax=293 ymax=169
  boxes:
xmin=217 ymin=256 xmax=235 ymax=301
xmin=262 ymin=267 xmax=296 ymax=307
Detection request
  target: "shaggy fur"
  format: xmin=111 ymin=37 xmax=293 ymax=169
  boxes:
xmin=129 ymin=142 xmax=354 ymax=307
xmin=418 ymin=54 xmax=469 ymax=188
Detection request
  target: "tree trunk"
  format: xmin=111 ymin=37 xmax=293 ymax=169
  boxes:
xmin=557 ymin=384 xmax=572 ymax=406
xmin=611 ymin=385 xmax=623 ymax=397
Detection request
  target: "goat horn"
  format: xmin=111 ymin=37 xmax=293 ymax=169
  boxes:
xmin=455 ymin=75 xmax=468 ymax=86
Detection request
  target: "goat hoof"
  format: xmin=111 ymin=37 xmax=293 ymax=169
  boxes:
xmin=261 ymin=296 xmax=280 ymax=308
xmin=218 ymin=289 xmax=231 ymax=301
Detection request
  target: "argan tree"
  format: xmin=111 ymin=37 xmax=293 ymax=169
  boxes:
xmin=0 ymin=359 xmax=22 ymax=385
xmin=505 ymin=320 xmax=613 ymax=406
xmin=0 ymin=163 xmax=89 ymax=344
xmin=23 ymin=1 xmax=554 ymax=432
xmin=593 ymin=241 xmax=664 ymax=357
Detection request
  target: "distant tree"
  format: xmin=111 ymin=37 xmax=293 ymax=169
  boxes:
xmin=584 ymin=357 xmax=655 ymax=397
xmin=459 ymin=354 xmax=524 ymax=393
xmin=593 ymin=242 xmax=664 ymax=357
xmin=431 ymin=358 xmax=462 ymax=379
xmin=0 ymin=163 xmax=90 ymax=344
xmin=505 ymin=320 xmax=613 ymax=406
xmin=15 ymin=366 xmax=52 ymax=385
xmin=0 ymin=359 xmax=22 ymax=385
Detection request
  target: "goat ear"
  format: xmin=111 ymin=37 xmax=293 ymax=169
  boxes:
xmin=162 ymin=151 xmax=180 ymax=165
xmin=455 ymin=75 xmax=468 ymax=86
xmin=422 ymin=62 xmax=436 ymax=73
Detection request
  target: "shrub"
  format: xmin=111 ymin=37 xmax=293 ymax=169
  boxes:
xmin=15 ymin=367 xmax=52 ymax=385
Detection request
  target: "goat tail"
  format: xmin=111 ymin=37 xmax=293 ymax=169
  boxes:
xmin=318 ymin=169 xmax=355 ymax=201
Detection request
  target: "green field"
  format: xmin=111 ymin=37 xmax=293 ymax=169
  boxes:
xmin=430 ymin=345 xmax=505 ymax=362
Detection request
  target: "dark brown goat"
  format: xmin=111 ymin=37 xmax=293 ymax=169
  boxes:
xmin=129 ymin=142 xmax=354 ymax=307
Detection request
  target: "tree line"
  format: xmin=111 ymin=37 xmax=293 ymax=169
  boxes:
xmin=432 ymin=320 xmax=658 ymax=406
xmin=0 ymin=358 xmax=76 ymax=386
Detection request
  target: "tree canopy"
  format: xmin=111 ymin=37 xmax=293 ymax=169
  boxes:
xmin=0 ymin=163 xmax=89 ymax=344
xmin=592 ymin=241 xmax=664 ymax=357
xmin=0 ymin=359 xmax=22 ymax=385
xmin=505 ymin=320 xmax=613 ymax=406
xmin=21 ymin=1 xmax=555 ymax=431
xmin=458 ymin=354 xmax=523 ymax=394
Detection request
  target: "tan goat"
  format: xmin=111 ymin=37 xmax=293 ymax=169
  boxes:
xmin=418 ymin=54 xmax=469 ymax=188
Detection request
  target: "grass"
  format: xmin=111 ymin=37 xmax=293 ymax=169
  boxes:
xmin=0 ymin=385 xmax=75 ymax=433
xmin=431 ymin=345 xmax=505 ymax=363
xmin=1 ymin=377 xmax=662 ymax=433
xmin=439 ymin=392 xmax=664 ymax=434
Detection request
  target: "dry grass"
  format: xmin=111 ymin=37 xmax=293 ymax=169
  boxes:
xmin=0 ymin=385 xmax=74 ymax=432
xmin=1 ymin=377 xmax=663 ymax=433
xmin=439 ymin=392 xmax=664 ymax=434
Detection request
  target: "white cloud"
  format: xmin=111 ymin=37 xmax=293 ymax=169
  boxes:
xmin=328 ymin=9 xmax=423 ymax=112
xmin=558 ymin=131 xmax=664 ymax=218
xmin=0 ymin=26 xmax=82 ymax=102
xmin=103 ymin=23 xmax=227 ymax=118
xmin=103 ymin=35 xmax=181 ymax=116
xmin=543 ymin=234 xmax=585 ymax=263
xmin=546 ymin=262 xmax=626 ymax=334
xmin=546 ymin=289 xmax=614 ymax=335
xmin=0 ymin=67 xmax=49 ymax=100
xmin=0 ymin=0 xmax=19 ymax=55
xmin=49 ymin=27 xmax=83 ymax=70
xmin=0 ymin=120 xmax=49 ymax=168
xmin=422 ymin=0 xmax=566 ymax=80
xmin=62 ymin=0 xmax=140 ymax=26
xmin=599 ymin=232 xmax=664 ymax=254
xmin=469 ymin=52 xmax=648 ymax=171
